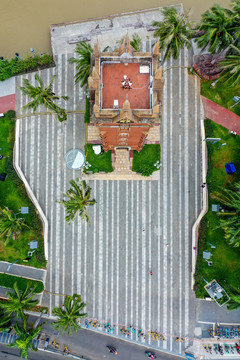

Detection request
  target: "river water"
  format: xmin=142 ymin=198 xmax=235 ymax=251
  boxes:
xmin=0 ymin=0 xmax=230 ymax=58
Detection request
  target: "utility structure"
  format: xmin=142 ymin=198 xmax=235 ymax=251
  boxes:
xmin=87 ymin=35 xmax=164 ymax=172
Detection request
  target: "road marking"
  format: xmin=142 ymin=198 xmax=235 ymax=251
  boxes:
xmin=141 ymin=181 xmax=146 ymax=335
xmin=136 ymin=181 xmax=139 ymax=337
xmin=184 ymin=46 xmax=189 ymax=347
xmin=111 ymin=181 xmax=114 ymax=325
xmin=169 ymin=56 xmax=173 ymax=353
xmin=125 ymin=181 xmax=129 ymax=329
xmin=195 ymin=75 xmax=198 ymax=219
xmin=162 ymin=58 xmax=168 ymax=350
xmin=93 ymin=180 xmax=97 ymax=317
xmin=116 ymin=180 xmax=120 ymax=334
xmin=130 ymin=181 xmax=134 ymax=338
xmin=105 ymin=180 xmax=109 ymax=321
xmin=98 ymin=180 xmax=103 ymax=320
xmin=62 ymin=59 xmax=67 ymax=296
xmin=29 ymin=73 xmax=35 ymax=191
xmin=179 ymin=133 xmax=182 ymax=354
xmin=148 ymin=182 xmax=152 ymax=342
xmin=36 ymin=106 xmax=41 ymax=201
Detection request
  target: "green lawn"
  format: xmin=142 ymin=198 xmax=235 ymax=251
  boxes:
xmin=201 ymin=79 xmax=240 ymax=116
xmin=0 ymin=113 xmax=46 ymax=268
xmin=132 ymin=144 xmax=161 ymax=176
xmin=194 ymin=119 xmax=240 ymax=298
xmin=84 ymin=143 xmax=113 ymax=173
xmin=0 ymin=274 xmax=43 ymax=293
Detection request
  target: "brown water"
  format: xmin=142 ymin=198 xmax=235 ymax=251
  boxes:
xmin=0 ymin=0 xmax=230 ymax=58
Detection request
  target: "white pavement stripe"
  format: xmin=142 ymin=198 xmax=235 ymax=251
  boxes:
xmin=98 ymin=181 xmax=103 ymax=320
xmin=195 ymin=75 xmax=198 ymax=219
xmin=29 ymin=74 xmax=35 ymax=190
xmin=125 ymin=181 xmax=129 ymax=329
xmin=111 ymin=181 xmax=114 ymax=325
xmin=45 ymin=70 xmax=50 ymax=219
xmin=141 ymin=181 xmax=146 ymax=335
xmin=148 ymin=182 xmax=152 ymax=341
xmin=77 ymin=212 xmax=81 ymax=295
xmin=36 ymin=113 xmax=41 ymax=201
xmin=23 ymin=76 xmax=28 ymax=177
xmin=169 ymin=56 xmax=173 ymax=353
xmin=184 ymin=47 xmax=189 ymax=347
xmin=135 ymin=181 xmax=139 ymax=336
xmin=116 ymin=180 xmax=120 ymax=335
xmin=105 ymin=180 xmax=109 ymax=321
xmin=130 ymin=181 xmax=134 ymax=338
xmin=178 ymin=133 xmax=182 ymax=354
xmin=93 ymin=180 xmax=97 ymax=317
xmin=157 ymin=158 xmax=161 ymax=342
xmin=162 ymin=59 xmax=168 ymax=349
xmin=84 ymin=221 xmax=87 ymax=304
xmin=71 ymin=61 xmax=76 ymax=297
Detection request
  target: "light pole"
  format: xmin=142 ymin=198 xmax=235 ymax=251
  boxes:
xmin=6 ymin=260 xmax=19 ymax=272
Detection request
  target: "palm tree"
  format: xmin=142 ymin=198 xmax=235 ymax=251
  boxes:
xmin=18 ymin=73 xmax=68 ymax=122
xmin=152 ymin=6 xmax=192 ymax=62
xmin=219 ymin=44 xmax=240 ymax=87
xmin=0 ymin=207 xmax=28 ymax=244
xmin=59 ymin=179 xmax=96 ymax=224
xmin=195 ymin=4 xmax=236 ymax=53
xmin=0 ymin=308 xmax=12 ymax=331
xmin=68 ymin=42 xmax=93 ymax=87
xmin=0 ymin=282 xmax=38 ymax=319
xmin=212 ymin=183 xmax=240 ymax=247
xmin=51 ymin=293 xmax=87 ymax=335
xmin=8 ymin=315 xmax=45 ymax=359
xmin=130 ymin=33 xmax=141 ymax=52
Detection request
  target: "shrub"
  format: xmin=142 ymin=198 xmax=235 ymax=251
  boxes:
xmin=0 ymin=54 xmax=54 ymax=81
xmin=84 ymin=96 xmax=90 ymax=123
xmin=4 ymin=110 xmax=16 ymax=120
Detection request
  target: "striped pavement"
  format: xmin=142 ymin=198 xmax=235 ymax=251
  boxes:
xmin=15 ymin=46 xmax=203 ymax=356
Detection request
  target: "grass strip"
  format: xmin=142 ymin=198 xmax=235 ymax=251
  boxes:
xmin=132 ymin=144 xmax=160 ymax=176
xmin=0 ymin=274 xmax=44 ymax=293
xmin=84 ymin=143 xmax=113 ymax=173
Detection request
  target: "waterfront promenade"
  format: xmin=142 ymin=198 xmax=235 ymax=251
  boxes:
xmin=14 ymin=8 xmax=203 ymax=356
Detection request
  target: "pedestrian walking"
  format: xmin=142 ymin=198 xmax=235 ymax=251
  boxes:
xmin=149 ymin=271 xmax=152 ymax=275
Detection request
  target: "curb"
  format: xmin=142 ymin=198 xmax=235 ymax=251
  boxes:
xmin=191 ymin=98 xmax=208 ymax=290
xmin=13 ymin=119 xmax=49 ymax=261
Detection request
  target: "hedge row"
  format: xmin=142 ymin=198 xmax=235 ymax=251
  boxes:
xmin=0 ymin=54 xmax=54 ymax=81
xmin=0 ymin=273 xmax=44 ymax=293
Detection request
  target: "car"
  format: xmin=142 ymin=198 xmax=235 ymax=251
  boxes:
xmin=106 ymin=345 xmax=117 ymax=355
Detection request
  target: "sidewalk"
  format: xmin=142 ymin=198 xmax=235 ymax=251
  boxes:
xmin=201 ymin=96 xmax=240 ymax=133
xmin=0 ymin=77 xmax=15 ymax=112
xmin=0 ymin=261 xmax=46 ymax=282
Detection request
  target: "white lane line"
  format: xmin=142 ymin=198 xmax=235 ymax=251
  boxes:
xmin=179 ymin=133 xmax=182 ymax=354
xmin=195 ymin=75 xmax=198 ymax=219
xmin=49 ymin=83 xmax=55 ymax=313
xmin=55 ymin=56 xmax=62 ymax=307
xmin=62 ymin=59 xmax=67 ymax=295
xmin=116 ymin=180 xmax=120 ymax=335
xmin=36 ymin=107 xmax=41 ymax=201
xmin=169 ymin=56 xmax=173 ymax=353
xmin=130 ymin=181 xmax=134 ymax=339
xmin=111 ymin=181 xmax=114 ymax=325
xmin=98 ymin=181 xmax=103 ymax=320
xmin=22 ymin=76 xmax=28 ymax=176
xmin=29 ymin=73 xmax=35 ymax=191
xmin=141 ymin=181 xmax=146 ymax=336
xmin=71 ymin=65 xmax=76 ymax=297
xmin=162 ymin=59 xmax=168 ymax=350
xmin=105 ymin=180 xmax=109 ymax=321
xmin=45 ymin=70 xmax=50 ymax=219
xmin=84 ymin=220 xmax=87 ymax=306
xmin=125 ymin=181 xmax=129 ymax=329
xmin=92 ymin=180 xmax=97 ymax=317
xmin=184 ymin=47 xmax=189 ymax=347
xmin=136 ymin=181 xmax=139 ymax=336
xmin=148 ymin=182 xmax=152 ymax=341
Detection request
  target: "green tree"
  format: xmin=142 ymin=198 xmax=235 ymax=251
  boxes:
xmin=219 ymin=44 xmax=240 ymax=87
xmin=212 ymin=183 xmax=240 ymax=247
xmin=68 ymin=42 xmax=93 ymax=87
xmin=8 ymin=315 xmax=45 ymax=359
xmin=0 ymin=308 xmax=12 ymax=331
xmin=0 ymin=282 xmax=38 ymax=319
xmin=18 ymin=73 xmax=68 ymax=122
xmin=152 ymin=6 xmax=192 ymax=62
xmin=51 ymin=293 xmax=87 ymax=335
xmin=195 ymin=4 xmax=236 ymax=53
xmin=59 ymin=179 xmax=96 ymax=224
xmin=130 ymin=33 xmax=142 ymax=52
xmin=0 ymin=207 xmax=28 ymax=244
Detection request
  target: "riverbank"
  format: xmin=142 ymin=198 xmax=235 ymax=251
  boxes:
xmin=0 ymin=0 xmax=231 ymax=58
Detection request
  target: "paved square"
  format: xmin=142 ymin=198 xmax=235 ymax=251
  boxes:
xmin=15 ymin=44 xmax=203 ymax=355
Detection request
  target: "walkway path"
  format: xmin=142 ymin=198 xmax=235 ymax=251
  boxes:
xmin=0 ymin=78 xmax=15 ymax=112
xmin=201 ymin=96 xmax=240 ymax=133
xmin=15 ymin=44 xmax=203 ymax=356
xmin=0 ymin=261 xmax=46 ymax=282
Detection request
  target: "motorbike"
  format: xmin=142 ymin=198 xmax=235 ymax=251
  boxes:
xmin=145 ymin=351 xmax=157 ymax=359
